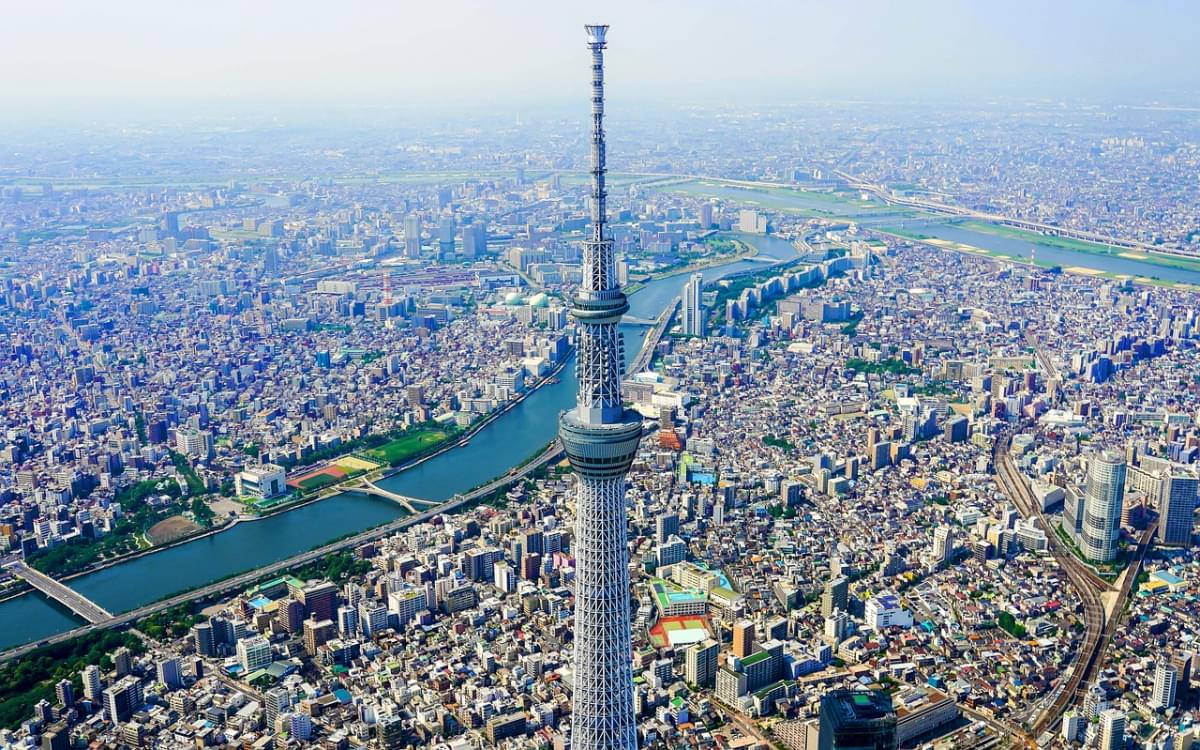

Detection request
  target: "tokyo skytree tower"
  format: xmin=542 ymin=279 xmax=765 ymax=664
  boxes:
xmin=558 ymin=23 xmax=643 ymax=750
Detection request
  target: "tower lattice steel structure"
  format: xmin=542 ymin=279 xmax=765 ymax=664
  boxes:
xmin=559 ymin=23 xmax=642 ymax=750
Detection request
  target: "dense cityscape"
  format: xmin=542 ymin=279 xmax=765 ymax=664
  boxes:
xmin=2 ymin=6 xmax=1200 ymax=750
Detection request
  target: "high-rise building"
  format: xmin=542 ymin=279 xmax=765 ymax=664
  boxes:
xmin=81 ymin=664 xmax=102 ymax=702
xmin=1159 ymin=472 xmax=1197 ymax=548
xmin=236 ymin=635 xmax=272 ymax=673
xmin=103 ymin=676 xmax=143 ymax=724
xmin=192 ymin=622 xmax=215 ymax=656
xmin=157 ymin=657 xmax=183 ymax=691
xmin=113 ymin=646 xmax=132 ymax=677
xmin=818 ymin=690 xmax=897 ymax=750
xmin=337 ymin=605 xmax=359 ymax=637
xmin=732 ymin=620 xmax=755 ymax=658
xmin=655 ymin=512 xmax=679 ymax=545
xmin=404 ymin=215 xmax=422 ymax=258
xmin=299 ymin=580 xmax=338 ymax=622
xmin=932 ymin=525 xmax=954 ymax=567
xmin=1099 ymin=709 xmax=1125 ymax=750
xmin=559 ymin=25 xmax=643 ymax=750
xmin=462 ymin=221 xmax=488 ymax=258
xmin=681 ymin=273 xmax=704 ymax=337
xmin=822 ymin=576 xmax=849 ymax=617
xmin=1081 ymin=451 xmax=1126 ymax=563
xmin=685 ymin=639 xmax=719 ymax=688
xmin=438 ymin=216 xmax=456 ymax=257
xmin=1153 ymin=662 xmax=1179 ymax=710
xmin=54 ymin=679 xmax=73 ymax=708
xmin=265 ymin=687 xmax=292 ymax=725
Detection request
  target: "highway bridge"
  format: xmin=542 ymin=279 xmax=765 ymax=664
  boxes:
xmin=0 ymin=440 xmax=565 ymax=664
xmin=5 ymin=561 xmax=112 ymax=624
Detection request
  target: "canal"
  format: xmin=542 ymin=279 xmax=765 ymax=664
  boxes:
xmin=0 ymin=232 xmax=801 ymax=650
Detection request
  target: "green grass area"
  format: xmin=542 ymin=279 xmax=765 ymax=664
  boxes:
xmin=762 ymin=433 xmax=795 ymax=453
xmin=25 ymin=472 xmax=212 ymax=577
xmin=997 ymin=611 xmax=1028 ymax=639
xmin=845 ymin=357 xmax=921 ymax=376
xmin=840 ymin=311 xmax=865 ymax=336
xmin=298 ymin=474 xmax=340 ymax=491
xmin=363 ymin=427 xmax=452 ymax=466
xmin=138 ymin=603 xmax=207 ymax=641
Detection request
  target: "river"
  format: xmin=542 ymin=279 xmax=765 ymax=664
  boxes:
xmin=0 ymin=232 xmax=801 ymax=651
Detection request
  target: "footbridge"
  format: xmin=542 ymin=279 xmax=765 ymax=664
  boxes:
xmin=346 ymin=480 xmax=441 ymax=513
xmin=6 ymin=561 xmax=112 ymax=624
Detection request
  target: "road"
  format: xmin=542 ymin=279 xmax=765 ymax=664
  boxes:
xmin=5 ymin=561 xmax=113 ymax=624
xmin=0 ymin=440 xmax=565 ymax=664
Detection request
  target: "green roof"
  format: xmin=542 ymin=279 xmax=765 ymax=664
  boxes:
xmin=741 ymin=650 xmax=773 ymax=668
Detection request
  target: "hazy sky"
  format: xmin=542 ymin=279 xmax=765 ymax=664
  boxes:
xmin=2 ymin=0 xmax=1198 ymax=118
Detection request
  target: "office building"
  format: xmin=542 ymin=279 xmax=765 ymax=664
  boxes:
xmin=1081 ymin=451 xmax=1126 ymax=563
xmin=818 ymin=690 xmax=897 ymax=750
xmin=681 ymin=273 xmax=704 ymax=337
xmin=558 ymin=24 xmax=643 ymax=750
xmin=1159 ymin=472 xmax=1197 ymax=548
xmin=234 ymin=463 xmax=287 ymax=499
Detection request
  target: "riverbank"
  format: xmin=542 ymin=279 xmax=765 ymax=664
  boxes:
xmin=954 ymin=220 xmax=1200 ymax=274
xmin=19 ymin=348 xmax=575 ymax=587
xmin=628 ymin=234 xmax=758 ymax=286
xmin=874 ymin=228 xmax=1200 ymax=292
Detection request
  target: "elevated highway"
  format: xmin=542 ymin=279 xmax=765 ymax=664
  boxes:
xmin=627 ymin=297 xmax=678 ymax=375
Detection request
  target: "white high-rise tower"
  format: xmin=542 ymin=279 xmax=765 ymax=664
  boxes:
xmin=559 ymin=24 xmax=642 ymax=750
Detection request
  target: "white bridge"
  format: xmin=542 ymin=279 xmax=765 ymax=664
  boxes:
xmin=346 ymin=479 xmax=441 ymax=514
